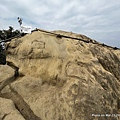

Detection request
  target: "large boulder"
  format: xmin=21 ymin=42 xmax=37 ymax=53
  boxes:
xmin=0 ymin=29 xmax=120 ymax=120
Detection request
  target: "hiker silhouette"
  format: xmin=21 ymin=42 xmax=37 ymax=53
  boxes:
xmin=0 ymin=42 xmax=6 ymax=65
xmin=17 ymin=17 xmax=22 ymax=26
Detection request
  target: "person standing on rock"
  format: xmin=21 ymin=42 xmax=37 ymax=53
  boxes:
xmin=0 ymin=41 xmax=6 ymax=65
xmin=17 ymin=17 xmax=22 ymax=26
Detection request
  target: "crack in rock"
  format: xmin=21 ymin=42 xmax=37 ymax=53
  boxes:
xmin=1 ymin=113 xmax=10 ymax=120
xmin=0 ymin=61 xmax=41 ymax=120
xmin=0 ymin=61 xmax=19 ymax=92
xmin=0 ymin=86 xmax=41 ymax=120
xmin=0 ymin=76 xmax=18 ymax=92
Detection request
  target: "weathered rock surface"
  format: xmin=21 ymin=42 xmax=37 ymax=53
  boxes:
xmin=0 ymin=29 xmax=120 ymax=120
xmin=0 ymin=97 xmax=25 ymax=120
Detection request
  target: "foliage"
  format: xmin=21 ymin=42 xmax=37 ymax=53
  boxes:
xmin=0 ymin=26 xmax=20 ymax=40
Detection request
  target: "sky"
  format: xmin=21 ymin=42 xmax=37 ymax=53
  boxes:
xmin=0 ymin=0 xmax=120 ymax=48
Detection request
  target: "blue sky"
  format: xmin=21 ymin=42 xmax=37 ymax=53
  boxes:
xmin=0 ymin=0 xmax=120 ymax=48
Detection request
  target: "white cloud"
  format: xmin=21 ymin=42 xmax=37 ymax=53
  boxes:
xmin=0 ymin=0 xmax=120 ymax=47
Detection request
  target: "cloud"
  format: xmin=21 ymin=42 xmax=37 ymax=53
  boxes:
xmin=0 ymin=0 xmax=120 ymax=47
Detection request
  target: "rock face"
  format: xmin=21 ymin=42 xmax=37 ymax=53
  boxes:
xmin=0 ymin=29 xmax=120 ymax=120
xmin=0 ymin=98 xmax=25 ymax=120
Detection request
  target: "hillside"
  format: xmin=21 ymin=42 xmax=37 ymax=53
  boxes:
xmin=0 ymin=29 xmax=120 ymax=120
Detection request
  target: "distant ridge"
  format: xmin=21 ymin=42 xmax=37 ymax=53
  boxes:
xmin=32 ymin=28 xmax=120 ymax=50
